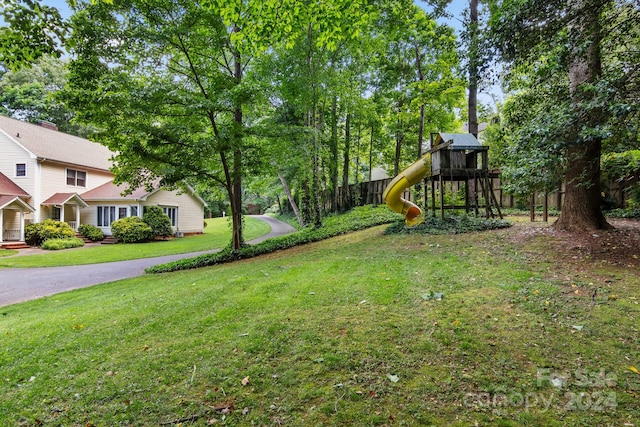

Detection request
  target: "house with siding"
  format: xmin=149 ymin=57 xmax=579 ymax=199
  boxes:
xmin=0 ymin=115 xmax=205 ymax=247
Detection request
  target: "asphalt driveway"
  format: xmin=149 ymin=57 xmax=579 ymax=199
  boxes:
xmin=0 ymin=215 xmax=296 ymax=307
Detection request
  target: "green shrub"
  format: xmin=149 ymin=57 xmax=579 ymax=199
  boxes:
xmin=605 ymin=207 xmax=640 ymax=219
xmin=78 ymin=224 xmax=104 ymax=241
xmin=25 ymin=219 xmax=76 ymax=246
xmin=143 ymin=206 xmax=173 ymax=238
xmin=110 ymin=217 xmax=153 ymax=243
xmin=41 ymin=237 xmax=85 ymax=250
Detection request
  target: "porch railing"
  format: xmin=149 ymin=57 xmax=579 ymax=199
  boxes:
xmin=66 ymin=221 xmax=77 ymax=231
xmin=2 ymin=229 xmax=21 ymax=241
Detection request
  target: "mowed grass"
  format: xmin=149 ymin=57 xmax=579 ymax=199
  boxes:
xmin=0 ymin=216 xmax=271 ymax=268
xmin=1 ymin=224 xmax=639 ymax=426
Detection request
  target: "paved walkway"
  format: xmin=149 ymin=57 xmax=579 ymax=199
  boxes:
xmin=0 ymin=215 xmax=296 ymax=307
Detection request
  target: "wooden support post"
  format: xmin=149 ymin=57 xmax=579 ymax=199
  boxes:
xmin=488 ymin=178 xmax=503 ymax=219
xmin=530 ymin=193 xmax=535 ymax=222
xmin=439 ymin=175 xmax=445 ymax=220
xmin=543 ymin=192 xmax=548 ymax=222
xmin=430 ymin=178 xmax=436 ymax=217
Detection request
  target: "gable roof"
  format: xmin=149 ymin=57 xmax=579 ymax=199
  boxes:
xmin=433 ymin=133 xmax=486 ymax=151
xmin=0 ymin=171 xmax=30 ymax=197
xmin=41 ymin=192 xmax=89 ymax=208
xmin=0 ymin=115 xmax=114 ymax=171
xmin=81 ymin=180 xmax=205 ymax=206
xmin=0 ymin=195 xmax=35 ymax=212
xmin=81 ymin=180 xmax=152 ymax=201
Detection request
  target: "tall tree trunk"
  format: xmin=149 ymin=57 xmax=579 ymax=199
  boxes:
xmin=555 ymin=0 xmax=610 ymax=231
xmin=394 ymin=101 xmax=403 ymax=176
xmin=468 ymin=0 xmax=479 ymax=138
xmin=355 ymin=121 xmax=361 ymax=206
xmin=415 ymin=44 xmax=426 ymax=208
xmin=330 ymin=96 xmax=339 ymax=212
xmin=342 ymin=111 xmax=351 ymax=210
xmin=230 ymin=28 xmax=244 ymax=249
xmin=368 ymin=124 xmax=374 ymax=204
xmin=276 ymin=166 xmax=304 ymax=227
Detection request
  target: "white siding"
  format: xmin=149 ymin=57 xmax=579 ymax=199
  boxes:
xmin=145 ymin=189 xmax=204 ymax=234
xmin=0 ymin=132 xmax=38 ymax=223
xmin=0 ymin=131 xmax=37 ymax=197
xmin=83 ymin=202 xmax=141 ymax=235
xmin=39 ymin=163 xmax=113 ymax=199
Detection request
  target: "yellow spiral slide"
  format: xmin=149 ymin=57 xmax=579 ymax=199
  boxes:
xmin=382 ymin=154 xmax=429 ymax=226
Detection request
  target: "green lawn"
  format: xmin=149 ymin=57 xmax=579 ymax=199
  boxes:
xmin=1 ymin=222 xmax=638 ymax=426
xmin=0 ymin=216 xmax=270 ymax=268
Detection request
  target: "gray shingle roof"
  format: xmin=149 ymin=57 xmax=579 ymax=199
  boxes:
xmin=0 ymin=115 xmax=114 ymax=171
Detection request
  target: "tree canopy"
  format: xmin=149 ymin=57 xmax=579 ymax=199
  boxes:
xmin=4 ymin=0 xmax=638 ymax=238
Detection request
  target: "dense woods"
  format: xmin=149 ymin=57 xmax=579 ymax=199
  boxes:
xmin=2 ymin=0 xmax=639 ymax=247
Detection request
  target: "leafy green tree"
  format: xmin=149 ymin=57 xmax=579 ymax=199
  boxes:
xmin=375 ymin=1 xmax=464 ymax=175
xmin=0 ymin=0 xmax=68 ymax=70
xmin=489 ymin=0 xmax=640 ymax=231
xmin=63 ymin=0 xmax=375 ymax=248
xmin=63 ymin=0 xmax=280 ymax=250
xmin=0 ymin=55 xmax=91 ymax=135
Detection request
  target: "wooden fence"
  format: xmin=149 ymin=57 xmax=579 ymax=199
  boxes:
xmin=333 ymin=175 xmax=636 ymax=214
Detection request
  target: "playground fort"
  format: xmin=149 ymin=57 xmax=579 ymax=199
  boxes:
xmin=384 ymin=132 xmax=502 ymax=225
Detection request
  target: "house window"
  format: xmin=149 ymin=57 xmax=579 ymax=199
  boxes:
xmin=52 ymin=206 xmax=61 ymax=221
xmin=97 ymin=206 xmax=140 ymax=227
xmin=97 ymin=206 xmax=117 ymax=227
xmin=15 ymin=163 xmax=26 ymax=177
xmin=162 ymin=206 xmax=177 ymax=227
xmin=66 ymin=169 xmax=87 ymax=187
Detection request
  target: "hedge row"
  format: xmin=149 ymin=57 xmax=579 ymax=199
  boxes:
xmin=41 ymin=237 xmax=85 ymax=250
xmin=145 ymin=205 xmax=402 ymax=274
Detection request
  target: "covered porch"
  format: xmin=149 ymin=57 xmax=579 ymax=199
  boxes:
xmin=41 ymin=193 xmax=89 ymax=231
xmin=0 ymin=196 xmax=36 ymax=247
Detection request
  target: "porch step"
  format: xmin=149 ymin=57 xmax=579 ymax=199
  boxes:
xmin=1 ymin=242 xmax=31 ymax=250
xmin=101 ymin=236 xmax=119 ymax=245
xmin=75 ymin=233 xmax=94 ymax=244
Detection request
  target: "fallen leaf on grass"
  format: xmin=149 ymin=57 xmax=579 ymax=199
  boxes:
xmin=213 ymin=399 xmax=235 ymax=413
xmin=630 ymin=365 xmax=640 ymax=375
xmin=387 ymin=374 xmax=399 ymax=383
xmin=241 ymin=376 xmax=250 ymax=386
xmin=572 ymin=325 xmax=584 ymax=331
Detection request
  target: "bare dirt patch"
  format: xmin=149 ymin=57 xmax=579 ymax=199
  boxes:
xmin=507 ymin=217 xmax=640 ymax=269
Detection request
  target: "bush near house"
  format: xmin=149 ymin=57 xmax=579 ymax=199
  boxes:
xmin=110 ymin=217 xmax=153 ymax=243
xmin=25 ymin=219 xmax=75 ymax=246
xmin=142 ymin=206 xmax=173 ymax=238
xmin=78 ymin=224 xmax=104 ymax=242
xmin=41 ymin=237 xmax=85 ymax=250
